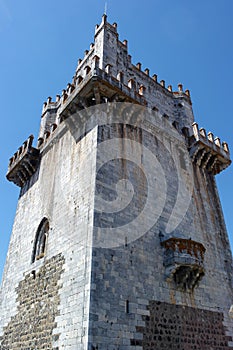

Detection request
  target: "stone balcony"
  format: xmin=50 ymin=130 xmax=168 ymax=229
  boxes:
xmin=161 ymin=237 xmax=206 ymax=291
xmin=6 ymin=135 xmax=40 ymax=187
xmin=189 ymin=122 xmax=231 ymax=175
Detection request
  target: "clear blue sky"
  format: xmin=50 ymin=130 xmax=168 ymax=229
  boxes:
xmin=0 ymin=0 xmax=233 ymax=282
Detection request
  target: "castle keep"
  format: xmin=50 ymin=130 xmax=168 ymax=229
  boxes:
xmin=1 ymin=15 xmax=233 ymax=349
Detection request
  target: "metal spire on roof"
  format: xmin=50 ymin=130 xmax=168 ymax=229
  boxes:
xmin=104 ymin=2 xmax=108 ymax=15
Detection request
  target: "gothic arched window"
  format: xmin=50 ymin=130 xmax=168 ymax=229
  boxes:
xmin=31 ymin=218 xmax=49 ymax=263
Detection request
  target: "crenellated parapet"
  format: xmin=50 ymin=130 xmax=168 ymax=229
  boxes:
xmin=41 ymin=15 xmax=191 ymax=112
xmin=189 ymin=122 xmax=231 ymax=175
xmin=37 ymin=14 xmax=194 ymax=147
xmin=6 ymin=135 xmax=40 ymax=187
xmin=46 ymin=66 xmax=191 ymax=123
xmin=42 ymin=95 xmax=61 ymax=115
xmin=8 ymin=15 xmax=231 ymax=183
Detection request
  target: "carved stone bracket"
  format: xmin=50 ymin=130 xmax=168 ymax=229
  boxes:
xmin=161 ymin=237 xmax=206 ymax=291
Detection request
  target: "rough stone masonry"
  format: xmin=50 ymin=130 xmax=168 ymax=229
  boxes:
xmin=1 ymin=14 xmax=233 ymax=350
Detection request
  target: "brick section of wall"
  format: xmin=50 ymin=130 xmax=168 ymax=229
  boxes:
xmin=0 ymin=254 xmax=65 ymax=350
xmin=133 ymin=301 xmax=233 ymax=350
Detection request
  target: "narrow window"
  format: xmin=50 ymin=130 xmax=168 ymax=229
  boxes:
xmin=117 ymin=71 xmax=124 ymax=83
xmin=76 ymin=75 xmax=83 ymax=84
xmin=126 ymin=300 xmax=129 ymax=314
xmin=182 ymin=127 xmax=190 ymax=138
xmin=139 ymin=85 xmax=146 ymax=96
xmin=85 ymin=66 xmax=91 ymax=75
xmin=128 ymin=79 xmax=135 ymax=90
xmin=31 ymin=270 xmax=36 ymax=279
xmin=31 ymin=218 xmax=49 ymax=263
xmin=172 ymin=120 xmax=179 ymax=130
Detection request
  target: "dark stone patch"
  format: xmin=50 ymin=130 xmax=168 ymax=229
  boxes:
xmin=0 ymin=254 xmax=65 ymax=350
xmin=132 ymin=301 xmax=233 ymax=350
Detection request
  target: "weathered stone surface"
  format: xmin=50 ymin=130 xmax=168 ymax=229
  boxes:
xmin=0 ymin=254 xmax=65 ymax=350
xmin=1 ymin=14 xmax=233 ymax=350
xmin=87 ymin=122 xmax=233 ymax=349
xmin=1 ymin=126 xmax=97 ymax=349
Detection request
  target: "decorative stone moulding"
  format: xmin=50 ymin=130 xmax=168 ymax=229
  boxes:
xmin=6 ymin=135 xmax=40 ymax=187
xmin=189 ymin=122 xmax=231 ymax=175
xmin=161 ymin=237 xmax=206 ymax=292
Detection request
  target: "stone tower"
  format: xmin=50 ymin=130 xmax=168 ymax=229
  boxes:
xmin=1 ymin=15 xmax=233 ymax=349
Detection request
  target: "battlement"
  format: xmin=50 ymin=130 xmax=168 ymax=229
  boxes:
xmin=189 ymin=122 xmax=231 ymax=174
xmin=40 ymin=14 xmax=192 ymax=143
xmin=6 ymin=135 xmax=40 ymax=187
xmin=6 ymin=15 xmax=231 ymax=178
xmin=42 ymin=96 xmax=61 ymax=115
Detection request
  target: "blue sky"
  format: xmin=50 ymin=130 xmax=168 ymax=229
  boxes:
xmin=0 ymin=0 xmax=233 ymax=282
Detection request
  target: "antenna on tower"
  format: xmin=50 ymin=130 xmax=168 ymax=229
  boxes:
xmin=104 ymin=2 xmax=108 ymax=15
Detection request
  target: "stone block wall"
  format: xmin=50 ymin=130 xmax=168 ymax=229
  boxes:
xmin=1 ymin=15 xmax=233 ymax=350
xmin=0 ymin=124 xmax=98 ymax=349
xmin=1 ymin=109 xmax=233 ymax=349
xmin=0 ymin=254 xmax=65 ymax=350
xmin=87 ymin=121 xmax=233 ymax=349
